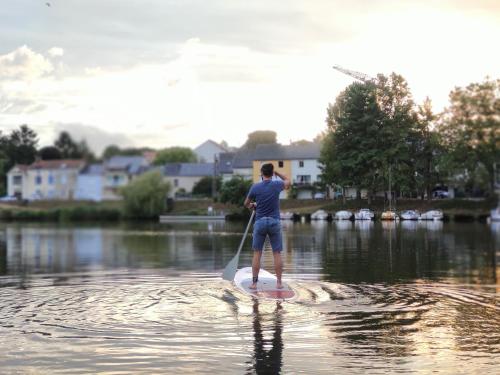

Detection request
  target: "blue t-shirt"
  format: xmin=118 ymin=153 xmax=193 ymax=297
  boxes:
xmin=247 ymin=179 xmax=285 ymax=220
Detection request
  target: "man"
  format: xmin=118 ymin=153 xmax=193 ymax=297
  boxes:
xmin=244 ymin=163 xmax=291 ymax=289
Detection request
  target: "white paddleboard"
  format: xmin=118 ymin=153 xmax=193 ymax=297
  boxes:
xmin=234 ymin=267 xmax=295 ymax=300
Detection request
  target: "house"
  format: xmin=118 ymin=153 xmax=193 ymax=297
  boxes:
xmin=218 ymin=152 xmax=235 ymax=182
xmin=74 ymin=164 xmax=104 ymax=201
xmin=7 ymin=159 xmax=86 ymax=200
xmin=162 ymin=163 xmax=215 ymax=197
xmin=6 ymin=164 xmax=29 ymax=198
xmin=252 ymin=143 xmax=322 ymax=199
xmin=194 ymin=140 xmax=228 ymax=163
xmin=231 ymin=149 xmax=255 ymax=180
xmin=103 ymin=156 xmax=149 ymax=200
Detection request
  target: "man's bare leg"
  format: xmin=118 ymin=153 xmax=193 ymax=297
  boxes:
xmin=273 ymin=251 xmax=283 ymax=289
xmin=250 ymin=250 xmax=262 ymax=289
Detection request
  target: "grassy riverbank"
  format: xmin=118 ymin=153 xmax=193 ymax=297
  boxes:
xmin=0 ymin=197 xmax=496 ymax=221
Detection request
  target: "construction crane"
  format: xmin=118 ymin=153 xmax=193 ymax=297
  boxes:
xmin=332 ymin=65 xmax=375 ymax=83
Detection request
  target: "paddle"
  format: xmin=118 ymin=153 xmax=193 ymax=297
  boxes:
xmin=222 ymin=209 xmax=256 ymax=281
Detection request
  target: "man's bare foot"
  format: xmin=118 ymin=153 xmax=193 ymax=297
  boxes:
xmin=276 ymin=282 xmax=283 ymax=289
xmin=249 ymin=282 xmax=257 ymax=290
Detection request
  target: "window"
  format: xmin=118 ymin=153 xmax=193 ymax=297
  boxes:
xmin=299 ymin=160 xmax=304 ymax=168
xmin=61 ymin=173 xmax=67 ymax=184
xmin=296 ymin=175 xmax=311 ymax=184
xmin=35 ymin=175 xmax=42 ymax=185
xmin=278 ymin=161 xmax=284 ymax=168
xmin=174 ymin=179 xmax=179 ymax=187
xmin=13 ymin=175 xmax=22 ymax=185
xmin=112 ymin=175 xmax=120 ymax=185
xmin=48 ymin=174 xmax=55 ymax=184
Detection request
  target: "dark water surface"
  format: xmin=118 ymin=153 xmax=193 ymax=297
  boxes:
xmin=0 ymin=220 xmax=498 ymax=374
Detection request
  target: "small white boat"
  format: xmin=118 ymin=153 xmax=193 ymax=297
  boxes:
xmin=420 ymin=209 xmax=444 ymax=221
xmin=354 ymin=208 xmax=374 ymax=220
xmin=490 ymin=207 xmax=500 ymax=222
xmin=381 ymin=210 xmax=399 ymax=220
xmin=400 ymin=210 xmax=420 ymax=220
xmin=280 ymin=211 xmax=294 ymax=220
xmin=335 ymin=210 xmax=353 ymax=220
xmin=311 ymin=209 xmax=329 ymax=220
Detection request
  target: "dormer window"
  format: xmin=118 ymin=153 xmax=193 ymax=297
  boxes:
xmin=278 ymin=161 xmax=284 ymax=168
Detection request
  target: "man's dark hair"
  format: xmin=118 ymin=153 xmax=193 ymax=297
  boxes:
xmin=261 ymin=163 xmax=274 ymax=177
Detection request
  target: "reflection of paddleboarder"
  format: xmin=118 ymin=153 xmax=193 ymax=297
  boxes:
xmin=244 ymin=163 xmax=291 ymax=289
xmin=248 ymin=300 xmax=283 ymax=375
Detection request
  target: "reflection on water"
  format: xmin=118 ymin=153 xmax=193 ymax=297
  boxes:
xmin=0 ymin=221 xmax=498 ymax=373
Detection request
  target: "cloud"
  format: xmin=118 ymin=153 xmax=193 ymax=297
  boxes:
xmin=48 ymin=47 xmax=64 ymax=57
xmin=0 ymin=45 xmax=54 ymax=81
xmin=0 ymin=95 xmax=46 ymax=114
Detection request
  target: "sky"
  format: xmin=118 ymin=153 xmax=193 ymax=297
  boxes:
xmin=0 ymin=0 xmax=498 ymax=154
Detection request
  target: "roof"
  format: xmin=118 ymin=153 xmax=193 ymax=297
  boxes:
xmin=163 ymin=163 xmax=215 ymax=177
xmin=80 ymin=164 xmax=103 ymax=175
xmin=218 ymin=152 xmax=235 ymax=174
xmin=253 ymin=143 xmax=321 ymax=161
xmin=232 ymin=149 xmax=256 ymax=168
xmin=194 ymin=139 xmax=228 ymax=153
xmin=29 ymin=159 xmax=85 ymax=170
xmin=105 ymin=156 xmax=149 ymax=174
xmin=8 ymin=164 xmax=29 ymax=173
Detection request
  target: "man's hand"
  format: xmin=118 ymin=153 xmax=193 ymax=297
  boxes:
xmin=244 ymin=197 xmax=256 ymax=210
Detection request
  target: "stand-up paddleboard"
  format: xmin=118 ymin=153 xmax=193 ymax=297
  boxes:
xmin=234 ymin=267 xmax=295 ymax=300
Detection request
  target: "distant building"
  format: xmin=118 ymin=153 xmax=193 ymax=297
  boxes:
xmin=161 ymin=163 xmax=215 ymax=197
xmin=103 ymin=156 xmax=149 ymax=200
xmin=218 ymin=152 xmax=235 ymax=182
xmin=7 ymin=159 xmax=86 ymax=200
xmin=74 ymin=164 xmax=104 ymax=201
xmin=194 ymin=140 xmax=228 ymax=163
xmin=252 ymin=143 xmax=322 ymax=199
xmin=231 ymin=149 xmax=255 ymax=181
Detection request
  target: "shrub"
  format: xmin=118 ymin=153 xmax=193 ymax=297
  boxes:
xmin=120 ymin=171 xmax=171 ymax=218
xmin=219 ymin=177 xmax=252 ymax=206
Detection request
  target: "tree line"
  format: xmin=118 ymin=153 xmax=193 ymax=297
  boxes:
xmin=320 ymin=75 xmax=499 ymax=201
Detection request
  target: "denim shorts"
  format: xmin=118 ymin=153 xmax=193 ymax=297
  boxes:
xmin=252 ymin=217 xmax=283 ymax=252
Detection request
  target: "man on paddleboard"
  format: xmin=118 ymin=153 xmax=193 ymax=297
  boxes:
xmin=244 ymin=163 xmax=291 ymax=289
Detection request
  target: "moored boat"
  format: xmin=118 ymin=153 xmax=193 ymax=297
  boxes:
xmin=354 ymin=208 xmax=374 ymax=220
xmin=419 ymin=209 xmax=444 ymax=221
xmin=280 ymin=211 xmax=295 ymax=220
xmin=400 ymin=210 xmax=419 ymax=220
xmin=490 ymin=207 xmax=500 ymax=222
xmin=311 ymin=209 xmax=329 ymax=220
xmin=335 ymin=210 xmax=353 ymax=220
xmin=381 ymin=210 xmax=399 ymax=220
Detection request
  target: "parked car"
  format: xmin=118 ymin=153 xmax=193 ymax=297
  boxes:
xmin=313 ymin=192 xmax=326 ymax=200
xmin=0 ymin=195 xmax=17 ymax=202
xmin=433 ymin=190 xmax=449 ymax=199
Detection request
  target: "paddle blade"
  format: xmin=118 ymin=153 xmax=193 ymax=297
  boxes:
xmin=222 ymin=254 xmax=239 ymax=281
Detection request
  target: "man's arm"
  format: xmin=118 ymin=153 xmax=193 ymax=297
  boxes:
xmin=244 ymin=197 xmax=256 ymax=209
xmin=274 ymin=171 xmax=291 ymax=190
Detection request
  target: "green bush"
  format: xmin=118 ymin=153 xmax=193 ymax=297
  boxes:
xmin=120 ymin=171 xmax=171 ymax=218
xmin=219 ymin=177 xmax=252 ymax=206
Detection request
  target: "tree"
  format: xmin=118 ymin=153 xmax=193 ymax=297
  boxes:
xmin=0 ymin=125 xmax=39 ymax=196
xmin=120 ymin=171 xmax=171 ymax=218
xmin=320 ymin=73 xmax=420 ymax=202
xmin=54 ymin=131 xmax=95 ymax=161
xmin=242 ymin=130 xmax=277 ymax=149
xmin=219 ymin=177 xmax=252 ymax=205
xmin=192 ymin=176 xmax=222 ymax=197
xmin=411 ymin=98 xmax=442 ymax=199
xmin=102 ymin=145 xmax=122 ymax=160
xmin=39 ymin=146 xmax=62 ymax=160
xmin=153 ymin=147 xmax=197 ymax=165
xmin=439 ymin=78 xmax=500 ymax=195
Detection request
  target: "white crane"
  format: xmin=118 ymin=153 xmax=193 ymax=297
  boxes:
xmin=332 ymin=65 xmax=375 ymax=83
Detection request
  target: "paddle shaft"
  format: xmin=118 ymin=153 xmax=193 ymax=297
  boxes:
xmin=222 ymin=209 xmax=255 ymax=281
xmin=236 ymin=209 xmax=255 ymax=258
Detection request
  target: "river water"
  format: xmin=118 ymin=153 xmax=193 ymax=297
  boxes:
xmin=0 ymin=220 xmax=498 ymax=374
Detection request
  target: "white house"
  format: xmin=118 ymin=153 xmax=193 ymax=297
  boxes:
xmin=74 ymin=164 xmax=104 ymax=201
xmin=194 ymin=140 xmax=228 ymax=163
xmin=7 ymin=159 xmax=86 ymax=200
xmin=162 ymin=163 xmax=215 ymax=197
